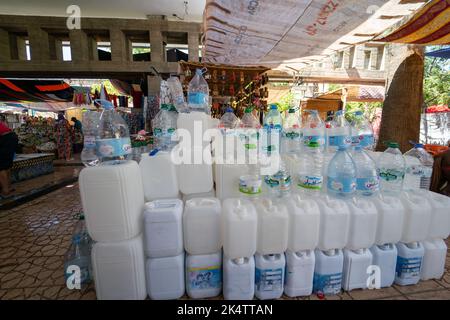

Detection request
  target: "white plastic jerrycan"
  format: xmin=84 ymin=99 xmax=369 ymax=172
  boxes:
xmin=345 ymin=198 xmax=378 ymax=250
xmin=143 ymin=199 xmax=183 ymax=258
xmin=342 ymin=248 xmax=373 ymax=291
xmin=284 ymin=250 xmax=315 ymax=297
xmin=92 ymin=234 xmax=147 ymax=300
xmin=370 ymin=244 xmax=398 ymax=288
xmin=146 ymin=254 xmax=185 ymax=300
xmin=316 ymin=197 xmax=350 ymax=251
xmin=395 ymin=242 xmax=424 ymax=286
xmin=400 ymin=191 xmax=432 ymax=243
xmin=372 ymin=195 xmax=405 ymax=245
xmin=255 ymin=199 xmax=289 ymax=255
xmin=140 ymin=150 xmax=179 ymax=201
xmin=215 ymin=163 xmax=249 ymax=200
xmin=313 ymin=249 xmax=344 ymax=295
xmin=182 ymin=190 xmax=215 ymax=202
xmin=425 ymin=191 xmax=450 ymax=240
xmin=185 ymin=252 xmax=222 ymax=299
xmin=222 ymin=199 xmax=258 ymax=259
xmin=285 ymin=195 xmax=320 ymax=252
xmin=79 ymin=160 xmax=144 ymax=242
xmin=420 ymin=239 xmax=447 ymax=281
xmin=255 ymin=253 xmax=286 ymax=300
xmin=183 ymin=198 xmax=222 ymax=255
xmin=175 ymin=144 xmax=214 ymax=195
xmin=177 ymin=111 xmax=212 ymax=148
xmin=223 ymin=256 xmax=255 ymax=300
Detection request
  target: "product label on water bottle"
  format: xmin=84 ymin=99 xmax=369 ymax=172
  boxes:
xmin=327 ymin=177 xmax=356 ymax=194
xmin=298 ymin=175 xmax=323 ymax=190
xmin=379 ymin=169 xmax=405 ymax=182
xmin=264 ymin=175 xmax=292 ymax=192
xmin=83 ymin=136 xmax=96 ymax=148
xmin=356 ymin=176 xmax=380 ymax=194
xmin=153 ymin=128 xmax=163 ymax=137
xmin=406 ymin=165 xmax=425 ymax=176
xmin=239 ymin=176 xmax=262 ymax=195
xmin=303 ymin=135 xmax=325 ymax=148
xmin=263 ymin=124 xmax=282 ymax=132
xmin=255 ymin=268 xmax=283 ymax=292
xmin=284 ymin=130 xmax=301 ymax=141
xmin=352 ymin=134 xmax=374 ymax=147
xmin=188 ymin=92 xmax=207 ymax=107
xmin=313 ymin=272 xmax=342 ymax=295
xmin=96 ymin=137 xmax=132 ymax=157
xmin=188 ymin=266 xmax=222 ymax=290
xmin=328 ymin=135 xmax=352 ymax=147
xmin=396 ymin=256 xmax=422 ymax=279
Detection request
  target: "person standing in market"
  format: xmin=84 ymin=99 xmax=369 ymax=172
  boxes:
xmin=0 ymin=115 xmax=19 ymax=198
xmin=54 ymin=113 xmax=74 ymax=161
xmin=71 ymin=117 xmax=83 ymax=154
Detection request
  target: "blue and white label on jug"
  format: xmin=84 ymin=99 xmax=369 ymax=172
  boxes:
xmin=328 ymin=135 xmax=352 ymax=147
xmin=255 ymin=268 xmax=283 ymax=292
xmin=313 ymin=272 xmax=342 ymax=295
xmin=96 ymin=137 xmax=132 ymax=157
xmin=188 ymin=92 xmax=207 ymax=107
xmin=356 ymin=176 xmax=380 ymax=194
xmin=303 ymin=135 xmax=325 ymax=148
xmin=298 ymin=175 xmax=323 ymax=190
xmin=396 ymin=256 xmax=422 ymax=279
xmin=188 ymin=266 xmax=222 ymax=290
xmin=352 ymin=134 xmax=374 ymax=147
xmin=327 ymin=177 xmax=356 ymax=194
xmin=83 ymin=136 xmax=96 ymax=148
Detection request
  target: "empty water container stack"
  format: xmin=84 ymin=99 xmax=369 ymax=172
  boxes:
xmin=140 ymin=150 xmax=179 ymax=201
xmin=313 ymin=249 xmax=344 ymax=295
xmin=143 ymin=199 xmax=184 ymax=300
xmin=255 ymin=253 xmax=286 ymax=300
xmin=183 ymin=198 xmax=222 ymax=300
xmin=222 ymin=199 xmax=258 ymax=300
xmin=395 ymin=242 xmax=424 ymax=286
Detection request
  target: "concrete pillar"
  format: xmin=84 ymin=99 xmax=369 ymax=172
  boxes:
xmin=15 ymin=36 xmax=28 ymax=60
xmin=150 ymin=30 xmax=164 ymax=63
xmin=377 ymin=46 xmax=386 ymax=71
xmin=343 ymin=48 xmax=352 ymax=69
xmin=0 ymin=28 xmax=10 ymax=61
xmin=188 ymin=32 xmax=199 ymax=62
xmin=370 ymin=48 xmax=378 ymax=71
xmin=110 ymin=27 xmax=128 ymax=62
xmin=48 ymin=34 xmax=63 ymax=61
xmin=27 ymin=26 xmax=50 ymax=60
xmin=69 ymin=29 xmax=90 ymax=62
xmin=353 ymin=45 xmax=366 ymax=69
xmin=348 ymin=46 xmax=356 ymax=69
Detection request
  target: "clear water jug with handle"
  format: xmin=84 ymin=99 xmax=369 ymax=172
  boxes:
xmin=404 ymin=143 xmax=434 ymax=190
xmin=81 ymin=110 xmax=100 ymax=167
xmin=313 ymin=249 xmax=343 ymax=295
xmin=420 ymin=239 xmax=447 ymax=281
xmin=424 ymin=191 xmax=450 ymax=240
xmin=316 ymin=197 xmax=350 ymax=251
xmin=255 ymin=253 xmax=285 ymax=300
xmin=345 ymin=198 xmax=378 ymax=250
xmin=187 ymin=69 xmax=209 ymax=113
xmin=377 ymin=142 xmax=405 ymax=195
xmin=395 ymin=242 xmax=424 ymax=286
xmin=372 ymin=194 xmax=405 ymax=245
xmin=400 ymin=191 xmax=432 ymax=243
xmin=223 ymin=256 xmax=255 ymax=300
xmin=326 ymin=110 xmax=351 ymax=153
xmin=284 ymin=250 xmax=315 ymax=297
xmin=351 ymin=146 xmax=380 ymax=196
xmin=369 ymin=244 xmax=397 ymax=288
xmin=145 ymin=254 xmax=185 ymax=300
xmin=326 ymin=145 xmax=357 ymax=199
xmin=350 ymin=111 xmax=374 ymax=150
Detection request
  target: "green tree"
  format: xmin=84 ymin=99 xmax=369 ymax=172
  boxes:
xmin=423 ymin=45 xmax=450 ymax=107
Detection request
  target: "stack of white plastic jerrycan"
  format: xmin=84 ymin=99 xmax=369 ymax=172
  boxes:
xmin=222 ymin=199 xmax=258 ymax=300
xmin=253 ymin=198 xmax=288 ymax=300
xmin=314 ymin=196 xmax=350 ymax=295
xmin=370 ymin=194 xmax=405 ymax=288
xmin=284 ymin=195 xmax=320 ymax=297
xmin=420 ymin=191 xmax=450 ymax=281
xmin=79 ymin=161 xmax=146 ymax=300
xmin=342 ymin=198 xmax=378 ymax=291
xmin=395 ymin=190 xmax=432 ymax=286
xmin=144 ymin=199 xmax=184 ymax=300
xmin=184 ymin=198 xmax=222 ymax=299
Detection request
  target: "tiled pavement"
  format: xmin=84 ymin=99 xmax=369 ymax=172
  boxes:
xmin=0 ymin=184 xmax=449 ymax=300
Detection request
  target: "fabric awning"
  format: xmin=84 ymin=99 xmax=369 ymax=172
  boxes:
xmin=314 ymin=85 xmax=385 ymax=102
xmin=0 ymin=78 xmax=74 ymax=103
xmin=375 ymin=0 xmax=450 ymax=45
xmin=202 ymin=0 xmax=427 ymax=72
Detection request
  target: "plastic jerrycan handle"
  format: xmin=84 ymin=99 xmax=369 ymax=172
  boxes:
xmin=198 ymin=198 xmax=217 ymax=206
xmin=234 ymin=199 xmax=247 ymax=219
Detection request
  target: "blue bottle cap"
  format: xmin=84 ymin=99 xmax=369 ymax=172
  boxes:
xmin=226 ymin=107 xmax=234 ymax=113
xmin=414 ymin=143 xmax=424 ymax=149
xmin=270 ymin=104 xmax=278 ymax=110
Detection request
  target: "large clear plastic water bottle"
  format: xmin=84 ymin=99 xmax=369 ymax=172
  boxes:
xmin=167 ymin=76 xmax=189 ymax=113
xmin=81 ymin=110 xmax=100 ymax=167
xmin=152 ymin=104 xmax=177 ymax=151
xmin=95 ymin=99 xmax=132 ymax=164
xmin=64 ymin=234 xmax=92 ymax=286
xmin=188 ymin=69 xmax=209 ymax=112
xmin=302 ymin=110 xmax=326 ymax=153
xmin=238 ymin=107 xmax=261 ymax=161
xmin=219 ymin=107 xmax=240 ymax=131
xmin=351 ymin=146 xmax=380 ymax=196
xmin=264 ymin=158 xmax=291 ymax=199
xmin=282 ymin=108 xmax=302 ymax=154
xmin=351 ymin=111 xmax=374 ymax=150
xmin=377 ymin=142 xmax=406 ymax=195
xmin=292 ymin=151 xmax=323 ymax=196
xmin=327 ymin=110 xmax=351 ymax=154
xmin=262 ymin=104 xmax=282 ymax=154
xmin=403 ymin=143 xmax=434 ymax=190
xmin=327 ymin=145 xmax=357 ymax=199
